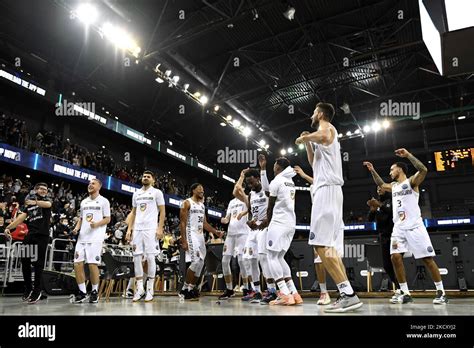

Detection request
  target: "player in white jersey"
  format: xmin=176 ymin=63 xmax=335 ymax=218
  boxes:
xmin=364 ymin=148 xmax=448 ymax=304
xmin=126 ymin=170 xmax=166 ymax=302
xmin=218 ymin=197 xmax=250 ymax=300
xmin=296 ymin=102 xmax=362 ymax=313
xmin=72 ymin=178 xmax=111 ymax=303
xmin=233 ymin=154 xmax=278 ymax=303
xmin=294 ymin=165 xmax=345 ymax=305
xmin=179 ymin=183 xmax=223 ymax=301
xmin=259 ymin=157 xmax=303 ymax=306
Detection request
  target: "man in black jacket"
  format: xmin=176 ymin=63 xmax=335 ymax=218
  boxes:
xmin=367 ymin=187 xmax=399 ymax=290
xmin=4 ymin=182 xmax=52 ymax=304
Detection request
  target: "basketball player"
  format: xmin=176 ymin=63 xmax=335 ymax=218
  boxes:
xmin=72 ymin=178 xmax=111 ymax=303
xmin=233 ymin=155 xmax=278 ymax=304
xmin=126 ymin=170 xmax=165 ymax=302
xmin=295 ymin=102 xmax=362 ymax=313
xmin=260 ymin=157 xmax=302 ymax=305
xmin=218 ymin=197 xmax=250 ymax=300
xmin=179 ymin=183 xmax=223 ymax=300
xmin=364 ymin=148 xmax=448 ymax=304
xmin=294 ymin=165 xmax=345 ymax=305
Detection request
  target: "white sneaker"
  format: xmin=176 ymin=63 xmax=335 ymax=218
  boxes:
xmin=324 ymin=293 xmax=363 ymax=313
xmin=133 ymin=288 xmax=145 ymax=302
xmin=390 ymin=289 xmax=403 ymax=304
xmin=144 ymin=290 xmax=154 ymax=302
xmin=317 ymin=292 xmax=331 ymax=305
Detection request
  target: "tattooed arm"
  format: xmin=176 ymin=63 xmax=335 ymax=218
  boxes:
xmin=363 ymin=161 xmax=392 ymax=192
xmin=395 ymin=148 xmax=427 ymax=189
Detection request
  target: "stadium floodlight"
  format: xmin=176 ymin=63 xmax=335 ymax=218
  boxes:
xmin=101 ymin=22 xmax=141 ymax=57
xmin=445 ymin=0 xmax=474 ymax=32
xmin=199 ymin=95 xmax=209 ymax=105
xmin=363 ymin=125 xmax=371 ymax=133
xmin=243 ymin=127 xmax=252 ymax=137
xmin=155 ymin=77 xmax=164 ymax=83
xmin=259 ymin=139 xmax=266 ymax=147
xmin=372 ymin=121 xmax=381 ymax=132
xmin=346 ymin=131 xmax=352 ymax=136
xmin=214 ymin=105 xmax=220 ymax=112
xmin=287 ymin=147 xmax=293 ymax=153
xmin=75 ymin=4 xmax=99 ymax=25
xmin=280 ymin=149 xmax=287 ymax=155
xmin=232 ymin=119 xmax=241 ymax=128
xmin=382 ymin=120 xmax=390 ymax=129
xmin=183 ymin=83 xmax=189 ymax=91
xmin=298 ymin=143 xmax=304 ymax=150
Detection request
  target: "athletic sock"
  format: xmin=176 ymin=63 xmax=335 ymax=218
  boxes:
xmin=286 ymin=279 xmax=297 ymax=294
xmin=92 ymin=283 xmax=98 ymax=292
xmin=254 ymin=283 xmax=261 ymax=293
xmin=182 ymin=282 xmax=189 ymax=291
xmin=400 ymin=282 xmax=410 ymax=294
xmin=267 ymin=282 xmax=276 ymax=294
xmin=226 ymin=282 xmax=233 ymax=291
xmin=188 ymin=283 xmax=195 ymax=291
xmin=78 ymin=283 xmax=86 ymax=293
xmin=336 ymin=280 xmax=354 ymax=296
xmin=434 ymin=281 xmax=444 ymax=294
xmin=277 ymin=280 xmax=290 ymax=296
xmin=147 ymin=278 xmax=154 ymax=293
xmin=137 ymin=279 xmax=144 ymax=292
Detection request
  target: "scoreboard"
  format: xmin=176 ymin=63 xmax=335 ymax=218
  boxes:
xmin=434 ymin=148 xmax=474 ymax=172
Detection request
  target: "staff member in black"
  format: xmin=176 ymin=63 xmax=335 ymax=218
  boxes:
xmin=367 ymin=187 xmax=399 ymax=290
xmin=4 ymin=182 xmax=52 ymax=304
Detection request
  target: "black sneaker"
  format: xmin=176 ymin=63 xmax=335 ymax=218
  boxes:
xmin=73 ymin=291 xmax=88 ymax=304
xmin=89 ymin=290 xmax=99 ymax=303
xmin=260 ymin=291 xmax=278 ymax=305
xmin=40 ymin=293 xmax=48 ymax=301
xmin=218 ymin=289 xmax=235 ymax=300
xmin=250 ymin=292 xmax=263 ymax=304
xmin=22 ymin=288 xmax=32 ymax=302
xmin=242 ymin=288 xmax=249 ymax=297
xmin=27 ymin=289 xmax=42 ymax=305
xmin=189 ymin=288 xmax=200 ymax=301
xmin=179 ymin=288 xmax=188 ymax=299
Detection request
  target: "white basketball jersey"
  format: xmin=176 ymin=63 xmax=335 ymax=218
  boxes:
xmin=391 ymin=178 xmax=423 ymax=229
xmin=249 ymin=188 xmax=268 ymax=224
xmin=186 ymin=198 xmax=205 ymax=236
xmin=226 ymin=198 xmax=249 ymax=236
xmin=132 ymin=186 xmax=165 ymax=230
xmin=312 ymin=125 xmax=344 ymax=189
xmin=268 ymin=166 xmax=296 ymax=226
xmin=78 ymin=195 xmax=111 ymax=242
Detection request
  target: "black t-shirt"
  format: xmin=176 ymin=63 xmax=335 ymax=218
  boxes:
xmin=20 ymin=194 xmax=52 ymax=236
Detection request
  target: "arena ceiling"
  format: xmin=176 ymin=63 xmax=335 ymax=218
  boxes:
xmin=1 ymin=0 xmax=473 ymax=175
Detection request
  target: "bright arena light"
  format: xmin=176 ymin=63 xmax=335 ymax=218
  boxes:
xmin=259 ymin=139 xmax=266 ymax=147
xmin=382 ymin=120 xmax=390 ymax=129
xmin=242 ymin=127 xmax=252 ymax=137
xmin=101 ymin=22 xmax=141 ymax=57
xmin=280 ymin=149 xmax=287 ymax=156
xmin=354 ymin=129 xmax=360 ymax=134
xmin=287 ymin=147 xmax=293 ymax=153
xmin=199 ymin=95 xmax=209 ymax=105
xmin=298 ymin=143 xmax=305 ymax=150
xmin=226 ymin=115 xmax=232 ymax=121
xmin=214 ymin=105 xmax=220 ymax=111
xmin=232 ymin=119 xmax=241 ymax=128
xmin=363 ymin=125 xmax=371 ymax=133
xmin=372 ymin=121 xmax=381 ymax=132
xmin=75 ymin=4 xmax=99 ymax=25
xmin=346 ymin=131 xmax=352 ymax=136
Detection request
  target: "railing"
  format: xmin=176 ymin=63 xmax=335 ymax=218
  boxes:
xmin=0 ymin=234 xmax=12 ymax=291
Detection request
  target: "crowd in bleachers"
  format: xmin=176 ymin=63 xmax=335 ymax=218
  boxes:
xmin=1 ymin=110 xmax=229 ymax=209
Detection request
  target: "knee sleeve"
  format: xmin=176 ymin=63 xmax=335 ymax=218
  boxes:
xmin=279 ymin=251 xmax=291 ymax=278
xmin=250 ymin=258 xmax=260 ymax=282
xmin=222 ymin=255 xmax=232 ymax=276
xmin=146 ymin=254 xmax=156 ymax=279
xmin=258 ymin=253 xmax=271 ymax=279
xmin=134 ymin=256 xmax=144 ymax=278
xmin=237 ymin=254 xmax=247 ymax=278
xmin=189 ymin=258 xmax=204 ymax=276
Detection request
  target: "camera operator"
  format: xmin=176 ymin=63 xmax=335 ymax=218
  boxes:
xmin=4 ymin=182 xmax=52 ymax=304
xmin=367 ymin=187 xmax=399 ymax=290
